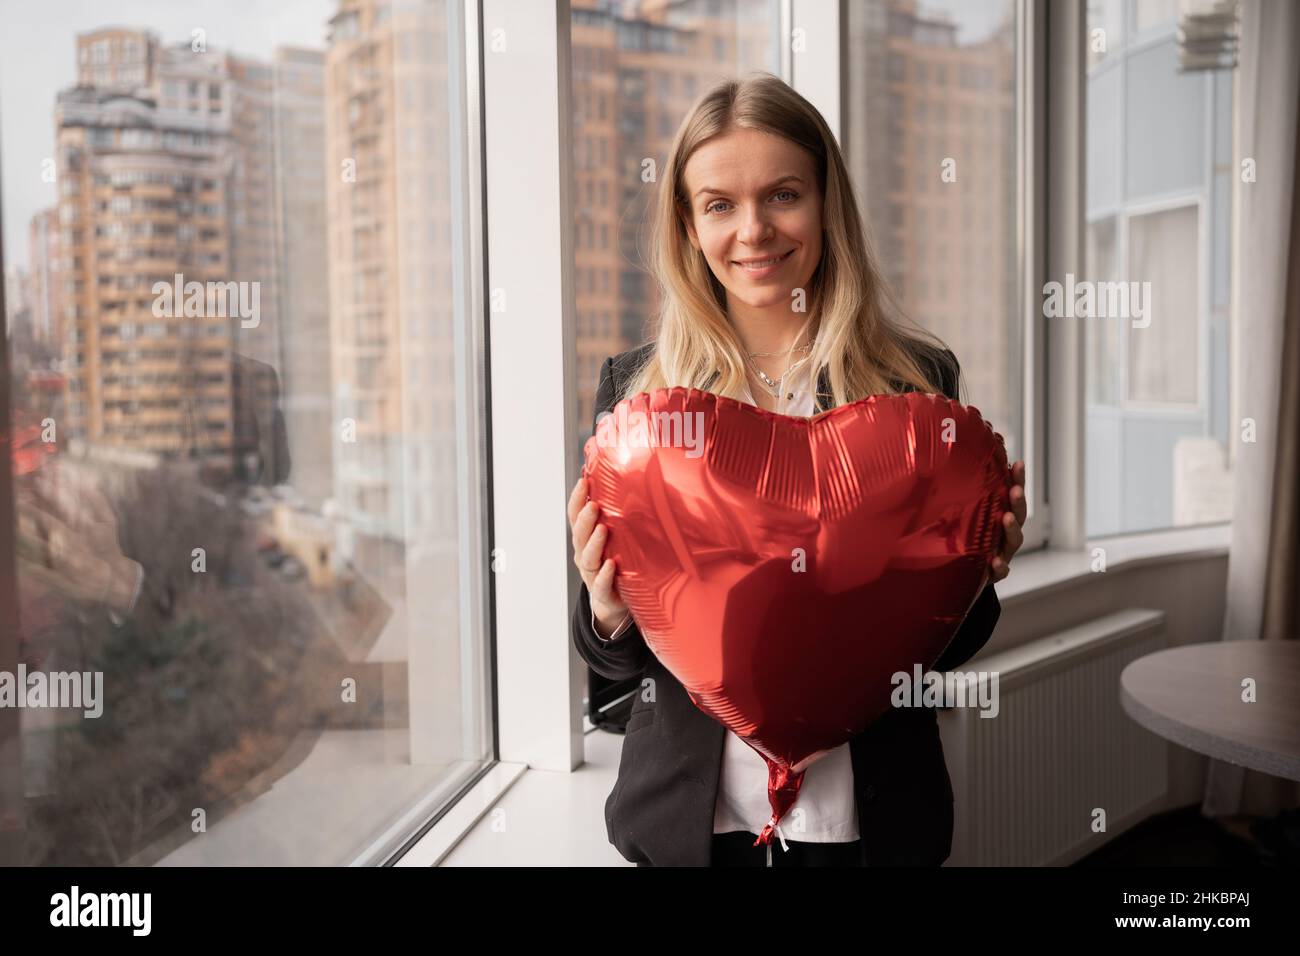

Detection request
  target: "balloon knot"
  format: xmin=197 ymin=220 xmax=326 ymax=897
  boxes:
xmin=752 ymin=816 xmax=790 ymax=852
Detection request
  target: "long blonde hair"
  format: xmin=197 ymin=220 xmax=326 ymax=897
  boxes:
xmin=621 ymin=72 xmax=954 ymax=410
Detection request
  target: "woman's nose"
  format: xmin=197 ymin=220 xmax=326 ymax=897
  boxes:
xmin=736 ymin=204 xmax=774 ymax=245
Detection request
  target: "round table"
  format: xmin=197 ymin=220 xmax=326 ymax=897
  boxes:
xmin=1120 ymin=640 xmax=1300 ymax=782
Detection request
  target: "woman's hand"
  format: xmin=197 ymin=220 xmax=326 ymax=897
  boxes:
xmin=991 ymin=460 xmax=1027 ymax=582
xmin=567 ymin=476 xmax=630 ymax=635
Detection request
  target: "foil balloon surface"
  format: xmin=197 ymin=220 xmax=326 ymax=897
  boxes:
xmin=581 ymin=387 xmax=1011 ymax=845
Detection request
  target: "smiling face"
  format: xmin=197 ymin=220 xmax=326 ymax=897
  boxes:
xmin=680 ymin=126 xmax=824 ymax=315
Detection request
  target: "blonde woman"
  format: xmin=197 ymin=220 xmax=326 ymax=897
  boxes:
xmin=567 ymin=73 xmax=1027 ymax=867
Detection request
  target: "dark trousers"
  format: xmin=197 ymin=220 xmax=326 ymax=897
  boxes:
xmin=711 ymin=831 xmax=862 ymax=867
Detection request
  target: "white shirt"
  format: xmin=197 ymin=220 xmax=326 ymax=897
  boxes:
xmin=711 ymin=363 xmax=859 ymax=842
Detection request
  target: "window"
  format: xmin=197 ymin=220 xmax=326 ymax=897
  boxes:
xmin=1126 ymin=205 xmax=1198 ymax=404
xmin=567 ymin=0 xmax=782 ymax=464
xmin=846 ymin=0 xmax=1023 ymax=467
xmin=1084 ymin=0 xmax=1233 ymax=535
xmin=2 ymin=0 xmax=490 ymax=866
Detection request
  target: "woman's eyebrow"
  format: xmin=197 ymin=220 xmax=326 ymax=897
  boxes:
xmin=693 ymin=174 xmax=805 ymax=200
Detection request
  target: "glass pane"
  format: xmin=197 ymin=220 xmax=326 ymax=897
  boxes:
xmin=1085 ymin=217 xmax=1120 ymax=406
xmin=1124 ymin=41 xmax=1204 ymax=199
xmin=1133 ymin=0 xmax=1178 ymax=34
xmin=1 ymin=0 xmax=491 ymax=865
xmin=845 ymin=0 xmax=1022 ymax=464
xmin=1086 ymin=0 xmax=1125 ymax=68
xmin=568 ymin=0 xmax=783 ymax=462
xmin=1086 ymin=63 xmax=1120 ymax=211
xmin=1084 ymin=1 xmax=1232 ymax=536
xmin=1127 ymin=205 xmax=1198 ymax=404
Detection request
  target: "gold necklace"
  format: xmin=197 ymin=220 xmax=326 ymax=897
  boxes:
xmin=746 ymin=351 xmax=812 ymax=398
xmin=747 ymin=341 xmax=812 ymax=359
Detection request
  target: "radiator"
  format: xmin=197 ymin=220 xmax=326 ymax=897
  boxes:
xmin=940 ymin=608 xmax=1169 ymax=866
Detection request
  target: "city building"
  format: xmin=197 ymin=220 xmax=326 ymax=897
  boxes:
xmin=26 ymin=208 xmax=64 ymax=347
xmin=56 ymin=32 xmax=236 ymax=457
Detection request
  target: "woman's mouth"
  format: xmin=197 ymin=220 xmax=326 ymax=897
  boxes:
xmin=732 ymin=249 xmax=794 ymax=278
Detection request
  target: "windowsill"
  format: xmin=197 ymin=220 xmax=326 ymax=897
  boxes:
xmin=409 ymin=735 xmax=631 ymax=866
xmin=393 ymin=760 xmax=530 ymax=867
xmin=993 ymin=522 xmax=1230 ymax=603
xmin=404 ymin=521 xmax=1232 ymax=866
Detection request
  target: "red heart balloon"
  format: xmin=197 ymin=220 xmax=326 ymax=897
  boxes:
xmin=581 ymin=387 xmax=1010 ymax=845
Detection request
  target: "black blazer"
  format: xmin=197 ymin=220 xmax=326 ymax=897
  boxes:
xmin=571 ymin=341 xmax=1002 ymax=866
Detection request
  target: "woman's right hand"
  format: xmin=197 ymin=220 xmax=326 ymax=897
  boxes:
xmin=567 ymin=475 xmax=630 ymax=638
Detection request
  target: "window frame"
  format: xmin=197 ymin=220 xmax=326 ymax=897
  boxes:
xmin=1080 ymin=1 xmax=1234 ymax=536
xmin=378 ymin=0 xmax=499 ymax=866
xmin=479 ymin=0 xmax=586 ymax=780
xmin=804 ymin=0 xmax=1051 ymax=553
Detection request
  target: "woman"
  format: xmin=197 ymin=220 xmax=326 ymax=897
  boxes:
xmin=567 ymin=73 xmax=1027 ymax=867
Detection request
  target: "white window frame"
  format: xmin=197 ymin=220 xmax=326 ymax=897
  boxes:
xmin=481 ymin=0 xmax=585 ymax=776
xmin=1048 ymin=0 xmax=1087 ymax=549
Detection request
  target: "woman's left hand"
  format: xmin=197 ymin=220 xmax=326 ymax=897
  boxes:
xmin=991 ymin=460 xmax=1026 ymax=583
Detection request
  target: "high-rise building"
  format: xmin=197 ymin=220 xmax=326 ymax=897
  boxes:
xmin=56 ymin=28 xmax=329 ymax=476
xmin=325 ymin=0 xmax=398 ymax=540
xmin=567 ymin=1 xmax=1014 ymax=449
xmin=876 ymin=0 xmax=1015 ymax=419
xmin=271 ymin=47 xmax=333 ymax=509
xmin=4 ymin=264 xmax=31 ymax=337
xmin=568 ymin=0 xmax=777 ymax=436
xmin=324 ymin=0 xmax=456 ymax=544
xmin=571 ymin=4 xmax=639 ymax=393
xmin=324 ymin=0 xmax=468 ymax=771
xmin=56 ymin=29 xmax=235 ymax=457
xmin=26 ymin=208 xmax=64 ymax=346
xmin=225 ymin=54 xmax=288 ymax=484
xmin=76 ymin=27 xmax=153 ymax=90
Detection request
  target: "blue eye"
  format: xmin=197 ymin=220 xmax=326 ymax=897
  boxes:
xmin=707 ymin=188 xmax=795 ymax=214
